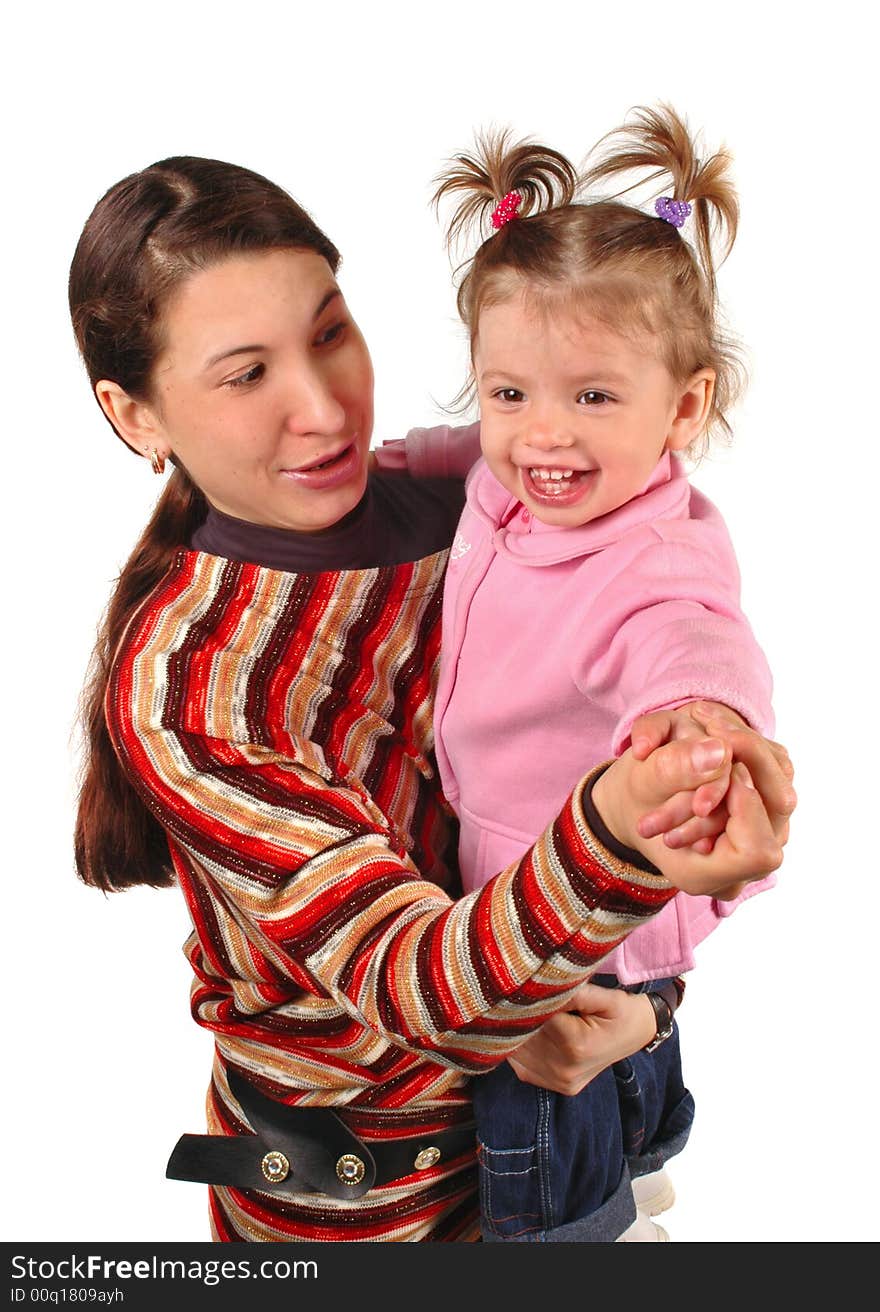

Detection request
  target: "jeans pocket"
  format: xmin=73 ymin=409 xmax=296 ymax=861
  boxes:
xmin=474 ymin=1064 xmax=553 ymax=1239
xmin=613 ymin=1057 xmax=647 ymax=1158
xmin=477 ymin=1139 xmax=545 ymax=1240
xmin=614 ymin=1032 xmax=695 ymax=1177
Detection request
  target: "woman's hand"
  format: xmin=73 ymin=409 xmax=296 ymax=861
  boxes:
xmin=507 ymin=984 xmax=656 ymax=1096
xmin=592 ymin=734 xmax=789 ymax=898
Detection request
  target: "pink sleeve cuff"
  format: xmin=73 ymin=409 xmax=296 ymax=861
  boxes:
xmin=375 ymin=423 xmax=482 ymax=479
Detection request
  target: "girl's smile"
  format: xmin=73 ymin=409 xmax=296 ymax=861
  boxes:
xmin=522 ymin=464 xmax=598 ymax=507
xmin=474 ymin=289 xmax=713 ymax=528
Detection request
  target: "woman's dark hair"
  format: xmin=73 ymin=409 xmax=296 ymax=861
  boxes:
xmin=71 ymin=156 xmax=340 ymax=890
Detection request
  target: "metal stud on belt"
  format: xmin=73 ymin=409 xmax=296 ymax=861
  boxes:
xmin=261 ymin=1150 xmax=290 ymax=1183
xmin=336 ymin=1153 xmax=366 ymax=1186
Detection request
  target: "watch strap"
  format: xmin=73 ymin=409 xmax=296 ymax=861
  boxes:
xmin=643 ymin=989 xmax=675 ymax=1053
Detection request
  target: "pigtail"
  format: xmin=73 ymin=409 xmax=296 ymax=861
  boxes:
xmin=433 ymin=129 xmax=577 ymax=249
xmin=582 ymin=104 xmax=738 ymax=299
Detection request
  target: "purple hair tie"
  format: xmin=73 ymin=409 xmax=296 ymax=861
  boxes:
xmin=655 ymin=196 xmax=691 ymax=229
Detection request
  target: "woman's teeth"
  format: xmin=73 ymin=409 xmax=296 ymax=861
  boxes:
xmin=307 ymin=449 xmax=346 ymax=472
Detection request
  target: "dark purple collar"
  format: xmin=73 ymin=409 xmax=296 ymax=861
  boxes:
xmin=190 ymin=473 xmax=466 ymax=574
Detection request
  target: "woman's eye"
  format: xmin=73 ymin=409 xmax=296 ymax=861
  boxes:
xmin=495 ymin=388 xmax=524 ymax=403
xmin=578 ymin=390 xmax=610 ymax=405
xmin=316 ymin=320 xmax=347 ymax=347
xmin=225 ymin=364 xmax=264 ymax=389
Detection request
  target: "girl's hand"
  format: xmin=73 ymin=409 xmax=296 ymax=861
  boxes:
xmin=592 ymin=738 xmax=787 ymax=898
xmin=630 ymin=701 xmax=795 ymax=851
xmin=507 ymin=984 xmax=656 ymax=1096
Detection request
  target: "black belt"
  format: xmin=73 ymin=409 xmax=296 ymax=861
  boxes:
xmin=166 ymin=1068 xmax=476 ymax=1201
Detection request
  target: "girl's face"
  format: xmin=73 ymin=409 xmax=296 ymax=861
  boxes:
xmin=133 ymin=249 xmax=374 ymax=533
xmin=474 ymin=288 xmax=710 ymax=528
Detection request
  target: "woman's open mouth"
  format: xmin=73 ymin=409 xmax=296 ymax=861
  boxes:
xmin=279 ymin=442 xmax=360 ymax=490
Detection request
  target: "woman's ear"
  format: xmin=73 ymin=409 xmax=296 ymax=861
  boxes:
xmin=95 ymin=380 xmax=170 ymax=465
xmin=665 ymin=369 xmax=715 ymax=453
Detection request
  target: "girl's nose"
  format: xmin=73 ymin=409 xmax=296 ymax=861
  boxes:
xmin=523 ymin=417 xmax=574 ymax=452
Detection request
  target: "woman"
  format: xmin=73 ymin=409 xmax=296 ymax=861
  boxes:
xmin=71 ymin=156 xmax=792 ymax=1242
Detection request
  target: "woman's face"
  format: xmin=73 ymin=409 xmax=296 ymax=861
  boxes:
xmin=146 ymin=248 xmax=374 ymax=532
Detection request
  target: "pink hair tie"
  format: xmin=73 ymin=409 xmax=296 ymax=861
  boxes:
xmin=491 ymin=190 xmax=522 ymax=229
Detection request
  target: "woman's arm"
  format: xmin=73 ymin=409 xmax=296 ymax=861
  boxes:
xmin=120 ymin=735 xmax=675 ymax=1073
xmin=112 ymin=662 xmax=762 ymax=1076
xmin=506 ymin=983 xmax=659 ymax=1095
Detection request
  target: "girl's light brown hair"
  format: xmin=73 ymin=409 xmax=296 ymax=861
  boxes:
xmin=433 ymin=105 xmax=744 ymax=449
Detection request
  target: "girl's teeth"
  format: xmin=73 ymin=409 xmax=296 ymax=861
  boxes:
xmin=526 ymin=467 xmax=589 ymax=497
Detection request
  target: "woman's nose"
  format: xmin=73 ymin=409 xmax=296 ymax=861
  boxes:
xmin=284 ymin=369 xmax=346 ymax=436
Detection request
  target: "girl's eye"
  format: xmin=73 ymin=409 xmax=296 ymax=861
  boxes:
xmin=578 ymin=390 xmax=610 ymax=405
xmin=494 ymin=387 xmax=525 ymax=403
xmin=225 ymin=364 xmax=264 ymax=389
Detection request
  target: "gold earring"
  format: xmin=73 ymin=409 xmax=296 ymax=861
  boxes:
xmin=149 ymin=448 xmax=166 ymax=476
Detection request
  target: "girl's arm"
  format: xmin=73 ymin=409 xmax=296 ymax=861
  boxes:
xmin=573 ymin=521 xmax=781 ymax=854
xmin=373 ymin=421 xmax=482 ymax=480
xmin=586 ymin=541 xmax=775 ymax=756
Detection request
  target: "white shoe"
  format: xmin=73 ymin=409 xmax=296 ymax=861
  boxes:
xmin=616 ymin=1210 xmax=669 ymax=1242
xmin=631 ymin=1168 xmax=675 ymax=1216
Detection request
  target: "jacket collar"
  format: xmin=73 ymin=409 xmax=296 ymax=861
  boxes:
xmin=468 ymin=452 xmax=691 ymax=566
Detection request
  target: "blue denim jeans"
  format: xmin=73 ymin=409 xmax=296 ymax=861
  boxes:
xmin=473 ymin=977 xmax=695 ymax=1242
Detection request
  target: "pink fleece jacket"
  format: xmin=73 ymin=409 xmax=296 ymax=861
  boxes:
xmin=377 ymin=425 xmax=775 ymax=983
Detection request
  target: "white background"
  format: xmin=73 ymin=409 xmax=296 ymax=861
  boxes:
xmin=2 ymin=0 xmax=876 ymax=1244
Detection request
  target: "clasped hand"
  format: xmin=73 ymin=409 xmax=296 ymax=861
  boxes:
xmin=509 ymin=701 xmax=796 ymax=1094
xmin=592 ymin=700 xmax=795 ymax=899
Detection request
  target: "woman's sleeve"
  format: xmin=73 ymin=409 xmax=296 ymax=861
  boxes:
xmin=112 ymin=711 xmax=675 ymax=1074
xmin=373 ymin=422 xmax=483 ymax=480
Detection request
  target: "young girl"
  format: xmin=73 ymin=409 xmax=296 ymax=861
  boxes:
xmin=377 ymin=105 xmax=784 ymax=1242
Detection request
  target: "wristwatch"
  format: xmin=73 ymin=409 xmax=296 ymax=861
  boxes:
xmin=642 ymin=987 xmax=676 ymax=1053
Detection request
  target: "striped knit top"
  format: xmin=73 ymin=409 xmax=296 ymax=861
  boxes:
xmin=106 ymin=477 xmax=677 ymax=1242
